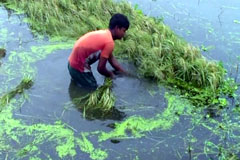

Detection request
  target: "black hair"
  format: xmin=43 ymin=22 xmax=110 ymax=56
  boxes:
xmin=109 ymin=13 xmax=130 ymax=30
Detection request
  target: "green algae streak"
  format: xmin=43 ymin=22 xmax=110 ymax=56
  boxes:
xmin=0 ymin=77 xmax=33 ymax=111
xmin=0 ymin=95 xmax=108 ymax=159
xmin=77 ymin=133 xmax=108 ymax=160
xmin=31 ymin=43 xmax=74 ymax=57
xmin=99 ymin=93 xmax=192 ymax=141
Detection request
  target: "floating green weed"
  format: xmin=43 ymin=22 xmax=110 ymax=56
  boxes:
xmin=200 ymin=45 xmax=215 ymax=52
xmin=77 ymin=133 xmax=108 ymax=160
xmin=99 ymin=93 xmax=192 ymax=141
xmin=0 ymin=77 xmax=33 ymax=110
xmin=31 ymin=43 xmax=74 ymax=57
xmin=233 ymin=20 xmax=240 ymax=24
xmin=0 ymin=95 xmax=108 ymax=159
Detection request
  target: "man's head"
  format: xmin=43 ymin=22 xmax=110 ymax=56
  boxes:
xmin=109 ymin=13 xmax=130 ymax=40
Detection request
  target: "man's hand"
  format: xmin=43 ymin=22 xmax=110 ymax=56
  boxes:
xmin=113 ymin=70 xmax=138 ymax=78
xmin=110 ymin=71 xmax=116 ymax=79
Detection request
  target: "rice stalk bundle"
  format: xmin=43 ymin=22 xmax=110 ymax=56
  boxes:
xmin=73 ymin=78 xmax=115 ymax=118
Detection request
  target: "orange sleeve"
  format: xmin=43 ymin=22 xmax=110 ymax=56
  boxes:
xmin=100 ymin=42 xmax=114 ymax=59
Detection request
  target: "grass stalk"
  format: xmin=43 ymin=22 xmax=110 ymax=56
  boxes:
xmin=0 ymin=77 xmax=33 ymax=111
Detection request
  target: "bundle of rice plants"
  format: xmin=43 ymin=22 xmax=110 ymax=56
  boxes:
xmin=73 ymin=78 xmax=115 ymax=119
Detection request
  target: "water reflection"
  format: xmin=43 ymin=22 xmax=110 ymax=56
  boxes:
xmin=68 ymin=80 xmax=126 ymax=121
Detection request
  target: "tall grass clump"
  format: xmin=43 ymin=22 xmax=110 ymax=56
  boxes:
xmin=1 ymin=0 xmax=231 ymax=105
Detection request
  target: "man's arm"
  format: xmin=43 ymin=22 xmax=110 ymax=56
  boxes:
xmin=108 ymin=54 xmax=126 ymax=73
xmin=97 ymin=56 xmax=114 ymax=78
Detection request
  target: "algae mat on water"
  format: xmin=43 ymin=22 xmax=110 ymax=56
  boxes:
xmin=1 ymin=90 xmax=240 ymax=159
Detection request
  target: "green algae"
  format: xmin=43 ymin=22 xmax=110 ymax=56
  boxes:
xmin=0 ymin=77 xmax=33 ymax=110
xmin=200 ymin=45 xmax=215 ymax=52
xmin=0 ymin=28 xmax=8 ymax=42
xmin=0 ymin=95 xmax=108 ymax=159
xmin=233 ymin=20 xmax=240 ymax=24
xmin=77 ymin=133 xmax=108 ymax=160
xmin=31 ymin=42 xmax=74 ymax=57
xmin=3 ymin=41 xmax=73 ymax=82
xmin=99 ymin=92 xmax=193 ymax=141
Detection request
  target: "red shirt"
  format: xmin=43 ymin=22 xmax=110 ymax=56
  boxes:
xmin=68 ymin=29 xmax=114 ymax=72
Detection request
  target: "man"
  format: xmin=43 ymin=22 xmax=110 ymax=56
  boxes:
xmin=68 ymin=13 xmax=130 ymax=88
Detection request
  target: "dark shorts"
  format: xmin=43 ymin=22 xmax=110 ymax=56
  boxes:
xmin=68 ymin=63 xmax=97 ymax=89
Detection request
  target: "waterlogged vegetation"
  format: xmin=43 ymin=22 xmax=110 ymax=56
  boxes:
xmin=0 ymin=96 xmax=108 ymax=160
xmin=73 ymin=78 xmax=116 ymax=119
xmin=0 ymin=0 xmax=240 ymax=159
xmin=0 ymin=77 xmax=33 ymax=110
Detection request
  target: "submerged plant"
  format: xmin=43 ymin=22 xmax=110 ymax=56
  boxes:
xmin=0 ymin=77 xmax=33 ymax=110
xmin=73 ymin=78 xmax=116 ymax=119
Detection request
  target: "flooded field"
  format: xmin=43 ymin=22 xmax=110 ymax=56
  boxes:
xmin=0 ymin=0 xmax=240 ymax=160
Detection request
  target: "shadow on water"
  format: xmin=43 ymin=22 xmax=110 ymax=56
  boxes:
xmin=0 ymin=48 xmax=6 ymax=58
xmin=68 ymin=80 xmax=126 ymax=121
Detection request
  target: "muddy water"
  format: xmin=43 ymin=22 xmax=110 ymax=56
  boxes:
xmin=0 ymin=1 xmax=240 ymax=159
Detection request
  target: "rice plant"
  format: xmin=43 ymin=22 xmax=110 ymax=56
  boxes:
xmin=73 ymin=78 xmax=116 ymax=119
xmin=0 ymin=77 xmax=33 ymax=111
